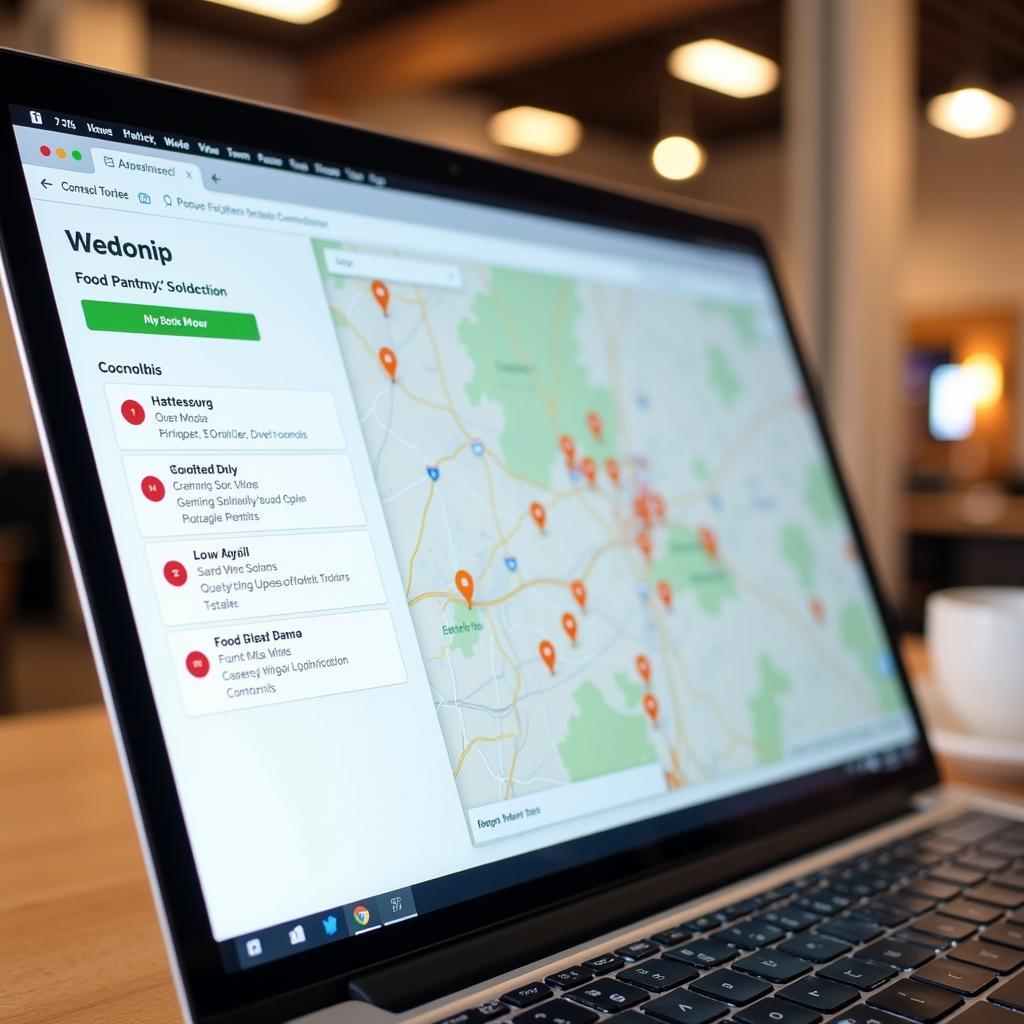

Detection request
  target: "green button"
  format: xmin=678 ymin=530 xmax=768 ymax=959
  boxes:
xmin=81 ymin=300 xmax=260 ymax=340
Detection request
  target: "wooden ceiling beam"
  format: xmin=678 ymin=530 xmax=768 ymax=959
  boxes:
xmin=304 ymin=0 xmax=743 ymax=112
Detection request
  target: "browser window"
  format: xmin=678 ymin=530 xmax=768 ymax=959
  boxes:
xmin=10 ymin=107 xmax=919 ymax=970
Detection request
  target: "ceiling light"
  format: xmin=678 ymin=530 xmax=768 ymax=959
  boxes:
xmin=202 ymin=0 xmax=339 ymax=24
xmin=667 ymin=39 xmax=779 ymax=98
xmin=487 ymin=106 xmax=583 ymax=157
xmin=926 ymin=87 xmax=1016 ymax=139
xmin=651 ymin=136 xmax=705 ymax=181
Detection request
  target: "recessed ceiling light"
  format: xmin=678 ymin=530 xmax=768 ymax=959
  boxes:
xmin=667 ymin=38 xmax=779 ymax=98
xmin=487 ymin=106 xmax=583 ymax=157
xmin=926 ymin=87 xmax=1016 ymax=139
xmin=202 ymin=0 xmax=339 ymax=25
xmin=651 ymin=136 xmax=705 ymax=181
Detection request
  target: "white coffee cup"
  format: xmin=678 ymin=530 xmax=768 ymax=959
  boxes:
xmin=924 ymin=587 xmax=1024 ymax=742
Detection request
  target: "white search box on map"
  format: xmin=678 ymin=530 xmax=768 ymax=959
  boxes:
xmin=324 ymin=249 xmax=463 ymax=290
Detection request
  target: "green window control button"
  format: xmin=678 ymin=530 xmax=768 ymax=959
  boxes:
xmin=81 ymin=300 xmax=260 ymax=340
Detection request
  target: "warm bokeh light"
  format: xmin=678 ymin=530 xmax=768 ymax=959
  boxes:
xmin=202 ymin=0 xmax=339 ymax=24
xmin=651 ymin=136 xmax=706 ymax=181
xmin=963 ymin=352 xmax=1005 ymax=409
xmin=487 ymin=106 xmax=583 ymax=157
xmin=926 ymin=87 xmax=1016 ymax=139
xmin=667 ymin=39 xmax=780 ymax=98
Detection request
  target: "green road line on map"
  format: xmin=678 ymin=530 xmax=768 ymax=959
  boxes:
xmin=559 ymin=680 xmax=658 ymax=783
xmin=652 ymin=526 xmax=737 ymax=616
xmin=459 ymin=267 xmax=616 ymax=485
xmin=805 ymin=460 xmax=841 ymax=527
xmin=707 ymin=345 xmax=743 ymax=407
xmin=839 ymin=601 xmax=902 ymax=712
xmin=444 ymin=604 xmax=484 ymax=658
xmin=749 ymin=654 xmax=792 ymax=764
xmin=780 ymin=522 xmax=816 ymax=590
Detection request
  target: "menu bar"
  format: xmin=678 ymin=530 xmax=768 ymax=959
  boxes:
xmin=10 ymin=105 xmax=390 ymax=189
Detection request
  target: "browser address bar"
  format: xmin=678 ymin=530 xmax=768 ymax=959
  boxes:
xmin=324 ymin=249 xmax=463 ymax=290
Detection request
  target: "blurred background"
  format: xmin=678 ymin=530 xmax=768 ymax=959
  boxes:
xmin=0 ymin=0 xmax=1021 ymax=715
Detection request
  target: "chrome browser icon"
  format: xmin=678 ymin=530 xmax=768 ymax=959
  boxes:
xmin=352 ymin=905 xmax=371 ymax=928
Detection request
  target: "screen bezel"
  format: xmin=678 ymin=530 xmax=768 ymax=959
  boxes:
xmin=0 ymin=48 xmax=938 ymax=1023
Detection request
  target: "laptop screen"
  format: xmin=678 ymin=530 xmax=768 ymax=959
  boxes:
xmin=9 ymin=103 xmax=921 ymax=971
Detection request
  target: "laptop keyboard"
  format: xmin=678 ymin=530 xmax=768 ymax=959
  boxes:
xmin=434 ymin=812 xmax=1024 ymax=1024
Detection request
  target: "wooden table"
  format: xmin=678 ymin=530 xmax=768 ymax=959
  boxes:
xmin=2 ymin=687 xmax=1022 ymax=1023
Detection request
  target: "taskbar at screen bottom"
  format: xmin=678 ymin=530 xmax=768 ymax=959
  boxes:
xmin=227 ymin=887 xmax=419 ymax=971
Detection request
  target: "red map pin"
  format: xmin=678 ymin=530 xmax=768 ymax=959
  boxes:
xmin=657 ymin=579 xmax=673 ymax=610
xmin=636 ymin=654 xmax=651 ymax=684
xmin=538 ymin=640 xmax=556 ymax=674
xmin=699 ymin=526 xmax=718 ymax=559
xmin=141 ymin=475 xmax=165 ymax=503
xmin=580 ymin=457 xmax=597 ymax=487
xmin=586 ymin=411 xmax=603 ymax=440
xmin=455 ymin=569 xmax=475 ymax=608
xmin=163 ymin=560 xmax=188 ymax=587
xmin=605 ymin=458 xmax=620 ymax=486
xmin=561 ymin=612 xmax=578 ymax=646
xmin=121 ymin=399 xmax=145 ymax=425
xmin=637 ymin=531 xmax=652 ymax=560
xmin=530 ymin=501 xmax=547 ymax=533
xmin=643 ymin=692 xmax=659 ymax=725
xmin=371 ymin=279 xmax=390 ymax=315
xmin=634 ymin=494 xmax=652 ymax=527
xmin=810 ymin=595 xmax=825 ymax=623
xmin=379 ymin=346 xmax=397 ymax=382
xmin=185 ymin=651 xmax=210 ymax=678
xmin=558 ymin=434 xmax=576 ymax=467
xmin=570 ymin=579 xmax=587 ymax=612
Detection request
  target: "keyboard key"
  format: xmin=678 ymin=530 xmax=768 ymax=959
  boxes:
xmin=818 ymin=957 xmax=897 ymax=991
xmin=905 ymin=879 xmax=961 ymax=902
xmin=982 ymin=920 xmax=1024 ymax=950
xmin=734 ymin=950 xmax=811 ymax=983
xmin=931 ymin=866 xmax=983 ymax=887
xmin=860 ymin=938 xmax=934 ymax=970
xmin=778 ymin=976 xmax=858 ymax=1013
xmin=645 ymin=990 xmax=730 ymax=1024
xmin=582 ymin=953 xmax=625 ymax=975
xmin=502 ymin=984 xmax=554 ymax=1009
xmin=850 ymin=902 xmax=911 ymax=928
xmin=666 ymin=939 xmax=738 ymax=968
xmin=989 ymin=971 xmax=1024 ymax=1011
xmin=897 ymin=930 xmax=953 ymax=952
xmin=912 ymin=913 xmax=977 ymax=941
xmin=991 ymin=870 xmax=1024 ymax=891
xmin=690 ymin=970 xmax=772 ymax=1006
xmin=652 ymin=927 xmax=695 ymax=947
xmin=817 ymin=917 xmax=884 ymax=944
xmin=942 ymin=899 xmax=1002 ymax=925
xmin=759 ymin=908 xmax=820 ymax=933
xmin=436 ymin=1001 xmax=510 ymax=1024
xmin=966 ymin=884 xmax=1023 ymax=909
xmin=617 ymin=959 xmax=697 ymax=993
xmin=685 ymin=915 xmax=727 ymax=933
xmin=948 ymin=1004 xmax=1021 ymax=1024
xmin=948 ymin=941 xmax=1024 ymax=974
xmin=867 ymin=980 xmax=963 ymax=1022
xmin=568 ymin=979 xmax=648 ymax=1013
xmin=827 ymin=1008 xmax=906 ymax=1024
xmin=720 ymin=899 xmax=767 ymax=920
xmin=713 ymin=922 xmax=785 ymax=950
xmin=957 ymin=854 xmax=1009 ymax=874
xmin=546 ymin=968 xmax=594 ymax=989
xmin=734 ymin=998 xmax=821 ymax=1024
xmin=778 ymin=934 xmax=850 ymax=964
xmin=913 ymin=958 xmax=996 ymax=996
xmin=514 ymin=1000 xmax=598 ymax=1024
xmin=886 ymin=893 xmax=936 ymax=915
xmin=794 ymin=896 xmax=844 ymax=917
xmin=615 ymin=940 xmax=660 ymax=962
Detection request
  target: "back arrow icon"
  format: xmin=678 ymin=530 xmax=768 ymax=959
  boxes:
xmin=211 ymin=173 xmax=220 ymax=184
xmin=41 ymin=179 xmax=52 ymax=189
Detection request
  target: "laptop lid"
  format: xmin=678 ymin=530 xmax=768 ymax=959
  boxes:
xmin=0 ymin=49 xmax=937 ymax=1024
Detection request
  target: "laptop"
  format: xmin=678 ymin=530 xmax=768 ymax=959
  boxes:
xmin=1 ymin=47 xmax=1022 ymax=1024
